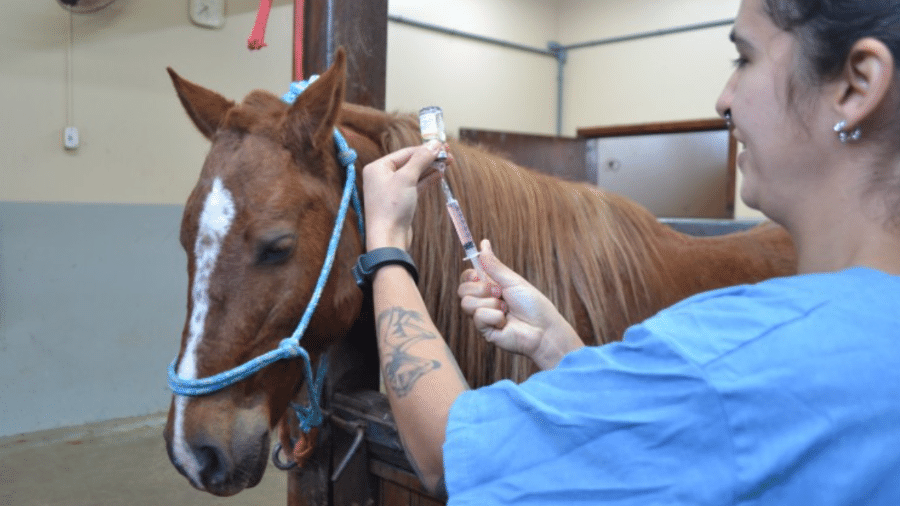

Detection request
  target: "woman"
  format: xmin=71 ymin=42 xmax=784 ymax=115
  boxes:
xmin=360 ymin=0 xmax=900 ymax=502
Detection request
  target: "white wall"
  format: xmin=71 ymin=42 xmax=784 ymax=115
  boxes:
xmin=554 ymin=0 xmax=763 ymax=219
xmin=387 ymin=0 xmax=762 ymax=218
xmin=2 ymin=0 xmax=759 ymax=213
xmin=558 ymin=0 xmax=740 ymax=131
xmin=0 ymin=0 xmax=563 ymax=205
xmin=386 ymin=0 xmax=560 ymax=136
xmin=0 ymin=0 xmax=300 ymax=205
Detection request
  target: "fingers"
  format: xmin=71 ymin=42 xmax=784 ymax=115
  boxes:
xmin=362 ymin=143 xmax=449 ymax=250
xmin=473 ymin=307 xmax=507 ymax=338
xmin=417 ymin=166 xmax=442 ymax=188
xmin=376 ymin=142 xmax=442 ymax=182
xmin=458 ymin=269 xmax=501 ymax=295
xmin=458 ymin=268 xmax=504 ymax=319
xmin=460 ymin=291 xmax=505 ymax=315
xmin=477 ymin=240 xmax=528 ymax=291
xmin=459 ymin=268 xmax=478 ymax=284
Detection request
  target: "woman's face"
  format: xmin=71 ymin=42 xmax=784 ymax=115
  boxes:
xmin=716 ymin=0 xmax=834 ymax=225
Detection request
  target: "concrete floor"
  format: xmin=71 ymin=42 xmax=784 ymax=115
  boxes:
xmin=0 ymin=413 xmax=287 ymax=506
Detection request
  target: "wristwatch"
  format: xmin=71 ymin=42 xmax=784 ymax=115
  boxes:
xmin=352 ymin=247 xmax=419 ymax=289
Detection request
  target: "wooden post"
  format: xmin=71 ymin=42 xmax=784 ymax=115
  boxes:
xmin=300 ymin=0 xmax=388 ymax=109
xmin=287 ymin=4 xmax=387 ymax=504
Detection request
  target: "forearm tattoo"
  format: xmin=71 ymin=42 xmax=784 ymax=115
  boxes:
xmin=377 ymin=307 xmax=441 ymax=398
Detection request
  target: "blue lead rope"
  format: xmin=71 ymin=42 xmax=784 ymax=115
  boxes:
xmin=167 ymin=75 xmax=364 ymax=435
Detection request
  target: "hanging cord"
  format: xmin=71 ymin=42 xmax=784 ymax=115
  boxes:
xmin=65 ymin=6 xmax=74 ymax=128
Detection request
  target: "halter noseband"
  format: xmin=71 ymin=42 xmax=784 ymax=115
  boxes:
xmin=167 ymin=75 xmax=364 ymax=441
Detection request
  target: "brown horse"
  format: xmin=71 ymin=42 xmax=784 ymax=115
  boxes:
xmin=163 ymin=49 xmax=796 ymax=497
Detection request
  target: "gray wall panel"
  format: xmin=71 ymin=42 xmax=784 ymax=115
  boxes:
xmin=0 ymin=202 xmax=186 ymax=436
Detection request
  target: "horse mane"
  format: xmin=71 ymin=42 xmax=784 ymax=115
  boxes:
xmin=366 ymin=111 xmax=673 ymax=385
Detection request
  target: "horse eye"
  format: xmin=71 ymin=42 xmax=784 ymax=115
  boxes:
xmin=257 ymin=234 xmax=296 ymax=265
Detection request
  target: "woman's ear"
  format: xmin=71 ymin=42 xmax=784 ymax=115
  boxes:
xmin=835 ymin=37 xmax=896 ymax=128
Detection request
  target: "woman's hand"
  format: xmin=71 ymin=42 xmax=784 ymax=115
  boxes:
xmin=362 ymin=142 xmax=443 ymax=251
xmin=458 ymin=240 xmax=584 ymax=370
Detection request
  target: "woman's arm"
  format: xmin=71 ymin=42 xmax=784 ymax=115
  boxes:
xmin=362 ymin=142 xmax=468 ymax=493
xmin=372 ymin=267 xmax=468 ymax=492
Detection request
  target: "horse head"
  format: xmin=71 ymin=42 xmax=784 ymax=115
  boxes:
xmin=163 ymin=49 xmax=364 ymax=496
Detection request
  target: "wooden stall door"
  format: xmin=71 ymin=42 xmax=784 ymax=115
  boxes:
xmin=459 ymin=128 xmax=593 ymax=183
xmin=330 ymin=391 xmax=446 ymax=506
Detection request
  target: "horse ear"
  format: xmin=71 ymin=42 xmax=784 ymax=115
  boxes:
xmin=167 ymin=67 xmax=235 ymax=140
xmin=283 ymin=48 xmax=347 ymax=161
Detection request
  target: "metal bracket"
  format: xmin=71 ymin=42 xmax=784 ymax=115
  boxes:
xmin=329 ymin=412 xmax=367 ymax=482
xmin=270 ymin=409 xmax=367 ymax=480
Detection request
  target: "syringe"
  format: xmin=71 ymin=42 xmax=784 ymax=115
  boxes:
xmin=419 ymin=106 xmax=486 ymax=279
xmin=440 ymin=178 xmax=486 ymax=278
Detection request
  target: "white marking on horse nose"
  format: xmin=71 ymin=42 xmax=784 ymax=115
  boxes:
xmin=173 ymin=177 xmax=236 ymax=487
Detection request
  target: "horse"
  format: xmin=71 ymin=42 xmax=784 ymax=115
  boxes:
xmin=163 ymin=48 xmax=796 ymax=498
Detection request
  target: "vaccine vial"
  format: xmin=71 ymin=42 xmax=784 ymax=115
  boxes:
xmin=419 ymin=106 xmax=448 ymax=165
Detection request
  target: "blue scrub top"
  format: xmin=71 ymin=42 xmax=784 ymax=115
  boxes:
xmin=444 ymin=267 xmax=900 ymax=505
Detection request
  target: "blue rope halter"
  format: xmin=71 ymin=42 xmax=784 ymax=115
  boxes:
xmin=167 ymin=75 xmax=364 ymax=435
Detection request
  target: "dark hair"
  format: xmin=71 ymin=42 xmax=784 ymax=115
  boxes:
xmin=764 ymin=0 xmax=900 ymax=84
xmin=764 ymin=1 xmax=900 ymax=230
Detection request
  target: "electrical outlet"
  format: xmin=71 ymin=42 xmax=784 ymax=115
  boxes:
xmin=63 ymin=126 xmax=79 ymax=150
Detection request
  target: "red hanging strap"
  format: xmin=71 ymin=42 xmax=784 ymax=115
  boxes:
xmin=247 ymin=0 xmax=272 ymax=50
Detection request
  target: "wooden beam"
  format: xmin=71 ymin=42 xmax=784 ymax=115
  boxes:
xmin=577 ymin=118 xmax=727 ymax=138
xmin=459 ymin=128 xmax=591 ymax=183
xmin=302 ymin=0 xmax=388 ymax=109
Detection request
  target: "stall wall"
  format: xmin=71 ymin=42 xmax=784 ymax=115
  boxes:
xmin=0 ymin=0 xmax=759 ymax=437
xmin=386 ymin=0 xmax=560 ymax=137
xmin=0 ymin=0 xmax=561 ymax=205
xmin=558 ymin=0 xmax=740 ymax=132
xmin=554 ymin=0 xmax=762 ymax=219
xmin=0 ymin=0 xmax=299 ymax=437
xmin=0 ymin=203 xmax=185 ymax=435
xmin=1 ymin=0 xmax=757 ymax=206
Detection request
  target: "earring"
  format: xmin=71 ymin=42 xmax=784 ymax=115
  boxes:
xmin=834 ymin=120 xmax=862 ymax=143
xmin=723 ymin=110 xmax=733 ymax=129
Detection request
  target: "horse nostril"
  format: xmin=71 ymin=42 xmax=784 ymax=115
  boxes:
xmin=195 ymin=444 xmax=229 ymax=488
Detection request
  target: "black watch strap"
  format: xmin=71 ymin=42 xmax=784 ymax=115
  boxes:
xmin=352 ymin=247 xmax=419 ymax=289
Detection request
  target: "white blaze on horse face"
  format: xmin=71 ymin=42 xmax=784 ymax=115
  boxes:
xmin=173 ymin=177 xmax=236 ymax=487
xmin=181 ymin=176 xmax=237 ymax=378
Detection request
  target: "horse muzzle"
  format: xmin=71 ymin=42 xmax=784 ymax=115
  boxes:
xmin=164 ymin=397 xmax=271 ymax=496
